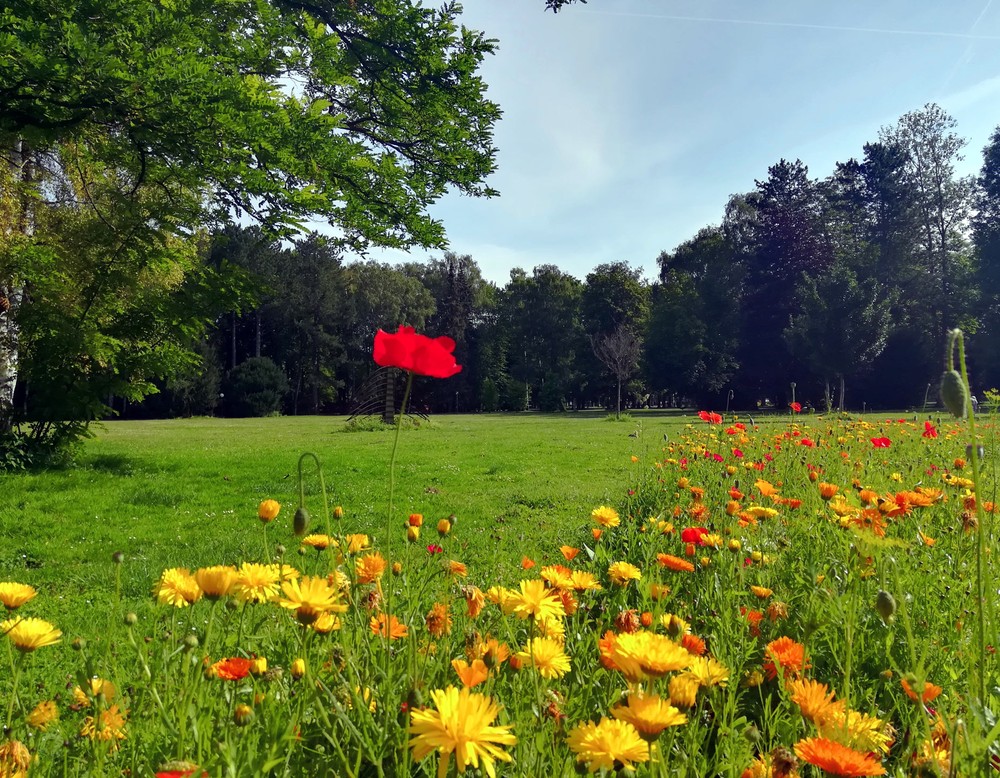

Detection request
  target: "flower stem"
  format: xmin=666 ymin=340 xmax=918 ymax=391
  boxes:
xmin=956 ymin=330 xmax=988 ymax=703
xmin=385 ymin=370 xmax=414 ymax=555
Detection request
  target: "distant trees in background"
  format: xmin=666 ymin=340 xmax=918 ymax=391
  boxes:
xmin=11 ymin=102 xmax=1000 ymax=425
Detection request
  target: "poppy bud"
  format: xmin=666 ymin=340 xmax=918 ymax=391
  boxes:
xmin=293 ymin=507 xmax=310 ymax=536
xmin=940 ymin=370 xmax=968 ymax=419
xmin=875 ymin=590 xmax=896 ymax=625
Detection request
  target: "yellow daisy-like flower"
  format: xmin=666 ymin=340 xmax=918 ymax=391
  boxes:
xmin=668 ymin=673 xmax=701 ymax=708
xmin=278 ymin=575 xmax=347 ymax=625
xmin=73 ymin=678 xmax=117 ymax=707
xmin=611 ymin=692 xmax=687 ymax=739
xmin=570 ymin=571 xmax=602 ymax=592
xmin=686 ymin=656 xmax=730 ymax=688
xmin=257 ymin=499 xmax=280 ymax=522
xmin=608 ymin=631 xmax=692 ymax=681
xmin=485 ymin=586 xmax=518 ymax=614
xmin=607 ymin=561 xmax=642 ymax=587
xmin=0 ymin=583 xmax=37 ymax=611
xmin=344 ymin=534 xmax=370 ymax=553
xmin=0 ymin=740 xmax=32 ymax=778
xmin=540 ymin=565 xmax=575 ymax=591
xmin=750 ymin=585 xmax=773 ymax=599
xmin=701 ymin=533 xmax=724 ymax=549
xmin=2 ymin=617 xmax=61 ymax=652
xmin=26 ymin=700 xmax=58 ymax=731
xmin=566 ymin=718 xmax=649 ymax=773
xmin=536 ymin=614 xmax=566 ymax=642
xmin=591 ymin=506 xmax=621 ymax=528
xmin=820 ymin=708 xmax=894 ymax=756
xmin=194 ymin=565 xmax=237 ymax=600
xmin=508 ymin=579 xmax=565 ymax=623
xmin=514 ymin=637 xmax=571 ymax=679
xmin=80 ymin=705 xmax=127 ymax=745
xmin=153 ymin=568 xmax=202 ymax=608
xmin=234 ymin=562 xmax=282 ymax=604
xmin=745 ymin=506 xmax=779 ymax=519
xmin=300 ymin=534 xmax=336 ymax=553
xmin=408 ymin=686 xmax=516 ymax=778
xmin=311 ymin=612 xmax=342 ymax=633
xmin=355 ymin=552 xmax=387 ymax=584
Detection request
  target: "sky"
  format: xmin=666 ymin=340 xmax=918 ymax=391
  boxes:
xmin=366 ymin=0 xmax=1000 ymax=285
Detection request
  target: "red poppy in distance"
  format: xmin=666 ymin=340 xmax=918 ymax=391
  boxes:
xmin=698 ymin=410 xmax=723 ymax=424
xmin=871 ymin=437 xmax=891 ymax=448
xmin=922 ymin=421 xmax=938 ymax=439
xmin=373 ymin=326 xmax=462 ymax=378
xmin=790 ymin=402 xmax=801 ymax=413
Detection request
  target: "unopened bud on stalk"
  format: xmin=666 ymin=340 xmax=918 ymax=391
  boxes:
xmin=293 ymin=506 xmax=310 ymax=536
xmin=940 ymin=370 xmax=968 ymax=419
xmin=875 ymin=590 xmax=897 ymax=625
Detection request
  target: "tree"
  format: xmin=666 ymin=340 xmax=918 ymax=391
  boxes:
xmin=0 ymin=0 xmax=500 ymax=451
xmin=971 ymin=127 xmax=1000 ymax=388
xmin=591 ymin=324 xmax=641 ymax=418
xmin=784 ymin=263 xmax=891 ymax=410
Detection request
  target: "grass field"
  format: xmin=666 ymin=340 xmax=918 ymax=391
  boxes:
xmin=3 ymin=409 xmax=1000 ymax=776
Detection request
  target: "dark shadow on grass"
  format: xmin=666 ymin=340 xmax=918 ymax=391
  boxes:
xmin=87 ymin=453 xmax=135 ymax=475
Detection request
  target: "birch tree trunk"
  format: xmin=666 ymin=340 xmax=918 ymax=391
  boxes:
xmin=0 ymin=138 xmax=32 ymax=433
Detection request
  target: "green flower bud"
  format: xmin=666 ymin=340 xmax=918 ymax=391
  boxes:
xmin=293 ymin=506 xmax=310 ymax=536
xmin=875 ymin=590 xmax=897 ymax=625
xmin=940 ymin=370 xmax=968 ymax=419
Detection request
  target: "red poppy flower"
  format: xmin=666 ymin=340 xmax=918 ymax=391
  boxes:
xmin=681 ymin=526 xmax=709 ymax=545
xmin=790 ymin=402 xmax=801 ymax=412
xmin=698 ymin=410 xmax=723 ymax=424
xmin=373 ymin=326 xmax=462 ymax=378
xmin=871 ymin=437 xmax=891 ymax=448
xmin=922 ymin=421 xmax=938 ymax=439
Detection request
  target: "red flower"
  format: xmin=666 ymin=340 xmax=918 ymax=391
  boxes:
xmin=212 ymin=657 xmax=253 ymax=681
xmin=922 ymin=421 xmax=938 ymax=439
xmin=790 ymin=402 xmax=801 ymax=412
xmin=681 ymin=527 xmax=709 ymax=545
xmin=698 ymin=410 xmax=723 ymax=424
xmin=870 ymin=437 xmax=891 ymax=448
xmin=373 ymin=326 xmax=462 ymax=378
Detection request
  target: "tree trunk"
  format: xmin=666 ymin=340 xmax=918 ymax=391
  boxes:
xmin=255 ymin=310 xmax=261 ymax=358
xmin=838 ymin=375 xmax=845 ymax=412
xmin=616 ymin=377 xmax=622 ymax=420
xmin=0 ymin=139 xmax=32 ymax=433
xmin=231 ymin=312 xmax=237 ymax=370
xmin=824 ymin=378 xmax=832 ymax=413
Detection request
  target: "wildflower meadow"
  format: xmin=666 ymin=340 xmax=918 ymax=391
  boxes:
xmin=3 ymin=331 xmax=999 ymax=777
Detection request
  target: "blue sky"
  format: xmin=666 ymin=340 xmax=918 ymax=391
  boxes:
xmin=369 ymin=0 xmax=1000 ymax=285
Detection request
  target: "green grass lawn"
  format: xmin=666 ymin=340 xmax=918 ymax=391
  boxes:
xmin=3 ymin=412 xmax=674 ymax=622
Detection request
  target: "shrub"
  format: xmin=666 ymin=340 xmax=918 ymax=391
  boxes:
xmin=223 ymin=357 xmax=288 ymax=417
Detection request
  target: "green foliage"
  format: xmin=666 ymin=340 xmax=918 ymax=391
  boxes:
xmin=480 ymin=377 xmax=499 ymax=412
xmin=224 ymin=357 xmax=288 ymax=417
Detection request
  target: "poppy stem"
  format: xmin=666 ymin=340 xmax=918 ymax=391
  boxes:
xmin=385 ymin=370 xmax=414 ymax=555
xmin=956 ymin=330 xmax=988 ymax=704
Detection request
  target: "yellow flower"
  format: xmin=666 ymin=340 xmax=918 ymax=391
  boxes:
xmin=153 ymin=568 xmax=202 ymax=607
xmin=72 ymin=678 xmax=116 ymax=707
xmin=514 ymin=637 xmax=571 ymax=679
xmin=2 ymin=617 xmax=61 ymax=652
xmin=540 ymin=565 xmax=575 ymax=591
xmin=290 ymin=658 xmax=306 ymax=679
xmin=0 ymin=740 xmax=32 ymax=778
xmin=194 ymin=565 xmax=237 ymax=600
xmin=311 ymin=612 xmax=342 ymax=633
xmin=300 ymin=534 xmax=335 ymax=551
xmin=787 ymin=678 xmax=840 ymax=726
xmin=233 ymin=563 xmax=282 ymax=604
xmin=508 ymin=579 xmax=565 ymax=623
xmin=277 ymin=576 xmax=347 ymax=625
xmin=80 ymin=704 xmax=127 ymax=745
xmin=257 ymin=499 xmax=280 ymax=522
xmin=408 ymin=686 xmax=516 ymax=777
xmin=607 ymin=631 xmax=692 ymax=681
xmin=447 ymin=560 xmax=468 ymax=577
xmin=750 ymin=585 xmax=773 ymax=599
xmin=485 ymin=586 xmax=518 ymax=614
xmin=344 ymin=534 xmax=370 ymax=553
xmin=820 ymin=708 xmax=894 ymax=756
xmin=608 ymin=561 xmax=642 ymax=587
xmin=26 ymin=700 xmax=58 ymax=731
xmin=571 ymin=571 xmax=603 ymax=592
xmin=686 ymin=656 xmax=730 ymax=688
xmin=591 ymin=506 xmax=621 ymax=528
xmin=355 ymin=552 xmax=387 ymax=584
xmin=0 ymin=583 xmax=36 ymax=611
xmin=611 ymin=692 xmax=687 ymax=739
xmin=745 ymin=506 xmax=779 ymax=519
xmin=566 ymin=718 xmax=649 ymax=773
xmin=669 ymin=673 xmax=700 ymax=708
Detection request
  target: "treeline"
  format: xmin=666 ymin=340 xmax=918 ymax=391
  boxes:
xmin=130 ymin=103 xmax=1000 ymax=417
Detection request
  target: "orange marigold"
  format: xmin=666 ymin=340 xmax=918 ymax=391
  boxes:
xmin=657 ymin=553 xmax=695 ymax=573
xmin=763 ymin=636 xmax=808 ymax=680
xmin=794 ymin=736 xmax=885 ymax=776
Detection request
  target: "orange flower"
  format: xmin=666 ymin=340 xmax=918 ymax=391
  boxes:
xmin=212 ymin=657 xmax=253 ymax=681
xmin=370 ymin=613 xmax=408 ymax=640
xmin=680 ymin=633 xmax=706 ymax=656
xmin=901 ymin=677 xmax=942 ymax=703
xmin=426 ymin=602 xmax=452 ymax=637
xmin=408 ymin=513 xmax=424 ymax=527
xmin=787 ymin=678 xmax=841 ymax=725
xmin=355 ymin=553 xmax=387 ymax=584
xmin=794 ymin=736 xmax=886 ymax=776
xmin=750 ymin=585 xmax=773 ymax=599
xmin=818 ymin=483 xmax=839 ymax=500
xmin=763 ymin=636 xmax=808 ymax=680
xmin=598 ymin=630 xmax=618 ymax=670
xmin=520 ymin=556 xmax=536 ymax=570
xmin=462 ymin=586 xmax=486 ymax=619
xmin=258 ymin=500 xmax=281 ymax=522
xmin=755 ymin=480 xmax=779 ymax=498
xmin=657 ymin=553 xmax=695 ymax=572
xmin=452 ymin=658 xmax=489 ymax=688
xmin=560 ymin=545 xmax=580 ymax=561
xmin=447 ymin=560 xmax=468 ymax=577
xmin=592 ymin=528 xmax=603 ymax=541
